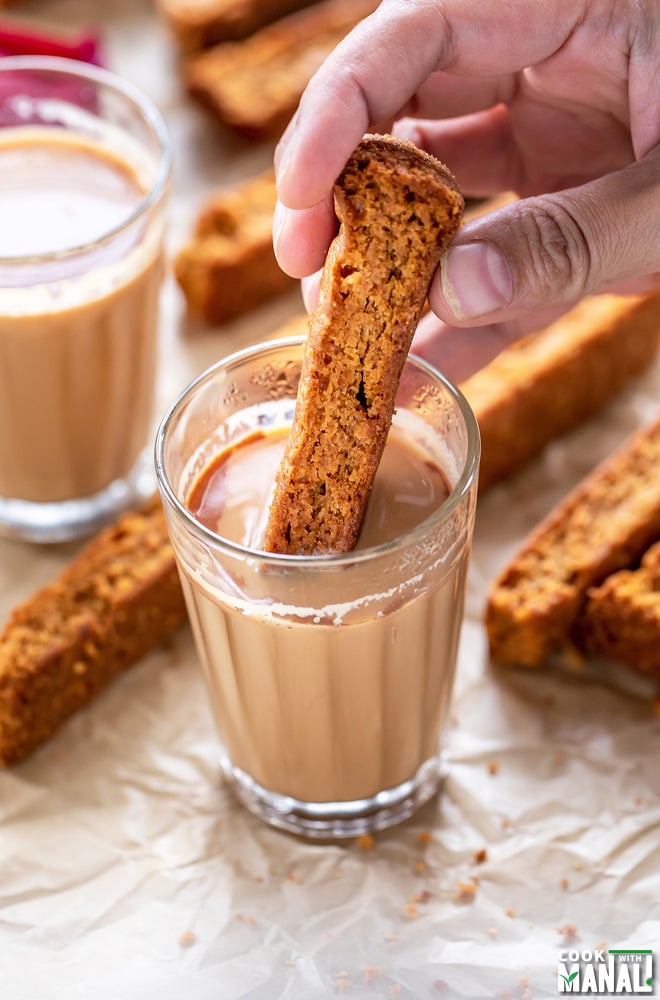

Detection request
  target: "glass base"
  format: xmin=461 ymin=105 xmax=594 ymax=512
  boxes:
xmin=0 ymin=449 xmax=156 ymax=544
xmin=220 ymin=753 xmax=447 ymax=839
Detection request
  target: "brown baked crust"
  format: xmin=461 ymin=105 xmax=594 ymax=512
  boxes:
xmin=486 ymin=415 xmax=660 ymax=667
xmin=174 ymin=169 xmax=295 ymax=325
xmin=0 ymin=499 xmax=187 ymax=766
xmin=186 ymin=0 xmax=378 ymax=139
xmin=574 ymin=540 xmax=660 ymax=677
xmin=263 ymin=134 xmax=464 ymax=555
xmin=462 ymin=292 xmax=660 ymax=493
xmin=157 ymin=0 xmax=314 ymax=52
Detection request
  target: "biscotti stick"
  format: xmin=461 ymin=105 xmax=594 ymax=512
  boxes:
xmin=461 ymin=292 xmax=660 ymax=493
xmin=157 ymin=0 xmax=314 ymax=53
xmin=575 ymin=540 xmax=660 ymax=677
xmin=0 ymin=499 xmax=187 ymax=766
xmin=486 ymin=415 xmax=660 ymax=667
xmin=263 ymin=134 xmax=464 ymax=555
xmin=174 ymin=170 xmax=295 ymax=325
xmin=186 ymin=0 xmax=378 ymax=139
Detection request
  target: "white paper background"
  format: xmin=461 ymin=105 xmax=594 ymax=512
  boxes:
xmin=1 ymin=3 xmax=659 ymax=997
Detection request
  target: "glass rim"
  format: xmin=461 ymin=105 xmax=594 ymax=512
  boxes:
xmin=155 ymin=335 xmax=481 ymax=568
xmin=0 ymin=55 xmax=171 ymax=265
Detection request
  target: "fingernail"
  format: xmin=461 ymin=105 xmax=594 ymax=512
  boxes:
xmin=441 ymin=242 xmax=513 ymax=319
xmin=274 ymin=110 xmax=298 ymax=187
xmin=272 ymin=198 xmax=288 ymax=259
xmin=392 ymin=119 xmax=422 ymax=146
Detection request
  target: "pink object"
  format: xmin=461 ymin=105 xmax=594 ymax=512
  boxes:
xmin=0 ymin=23 xmax=107 ymax=125
xmin=0 ymin=21 xmax=105 ymax=65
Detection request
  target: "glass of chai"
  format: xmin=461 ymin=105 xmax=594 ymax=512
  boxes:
xmin=156 ymin=336 xmax=480 ymax=838
xmin=0 ymin=57 xmax=170 ymax=542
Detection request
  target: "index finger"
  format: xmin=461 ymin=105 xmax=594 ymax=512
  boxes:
xmin=275 ymin=0 xmax=581 ymax=208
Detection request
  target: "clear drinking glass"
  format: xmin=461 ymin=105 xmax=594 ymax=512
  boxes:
xmin=0 ymin=57 xmax=170 ymax=542
xmin=156 ymin=336 xmax=480 ymax=838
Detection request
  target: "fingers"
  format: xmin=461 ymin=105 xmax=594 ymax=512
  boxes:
xmin=393 ymin=105 xmax=520 ymax=197
xmin=274 ymin=0 xmax=578 ymax=210
xmin=300 ymin=270 xmax=322 ymax=312
xmin=273 ymin=197 xmax=337 ymax=278
xmin=411 ymin=306 xmax=568 ymax=384
xmin=429 ymin=146 xmax=660 ymax=326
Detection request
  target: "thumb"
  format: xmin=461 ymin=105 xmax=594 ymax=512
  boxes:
xmin=430 ymin=146 xmax=660 ymax=326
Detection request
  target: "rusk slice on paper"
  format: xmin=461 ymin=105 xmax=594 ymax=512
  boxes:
xmin=575 ymin=540 xmax=660 ymax=677
xmin=263 ymin=134 xmax=464 ymax=555
xmin=157 ymin=0 xmax=315 ymax=52
xmin=461 ymin=292 xmax=660 ymax=493
xmin=174 ymin=169 xmax=295 ymax=325
xmin=186 ymin=0 xmax=378 ymax=139
xmin=0 ymin=499 xmax=187 ymax=765
xmin=486 ymin=415 xmax=660 ymax=667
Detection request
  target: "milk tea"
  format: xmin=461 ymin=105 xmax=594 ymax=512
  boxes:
xmin=0 ymin=128 xmax=163 ymax=504
xmin=157 ymin=339 xmax=479 ymax=836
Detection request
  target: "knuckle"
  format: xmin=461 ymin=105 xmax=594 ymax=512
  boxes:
xmin=516 ymin=199 xmax=591 ymax=299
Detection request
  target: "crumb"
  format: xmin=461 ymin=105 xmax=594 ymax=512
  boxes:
xmin=384 ymin=933 xmax=398 ymax=943
xmin=357 ymin=834 xmax=375 ymax=851
xmin=333 ymin=971 xmax=351 ymax=994
xmin=389 ymin=986 xmax=402 ymax=999
xmin=633 ymin=795 xmax=646 ymax=807
xmin=453 ymin=880 xmax=478 ymax=904
xmin=488 ymin=927 xmax=498 ymax=938
xmin=433 ymin=981 xmax=449 ymax=992
xmin=416 ymin=889 xmax=433 ymax=904
xmin=505 ymin=907 xmax=516 ymax=918
xmin=561 ymin=877 xmax=570 ymax=890
xmin=415 ymin=860 xmax=427 ymax=873
xmin=253 ymin=875 xmax=264 ymax=884
xmin=517 ymin=976 xmax=530 ymax=994
xmin=501 ymin=818 xmax=510 ymax=829
xmin=417 ymin=831 xmax=432 ymax=845
xmin=557 ymin=923 xmax=580 ymax=944
xmin=473 ymin=848 xmax=488 ymax=864
xmin=572 ymin=861 xmax=583 ymax=871
xmin=235 ymin=913 xmax=256 ymax=926
xmin=402 ymin=900 xmax=420 ymax=920
xmin=363 ymin=966 xmax=383 ymax=985
xmin=286 ymin=871 xmax=301 ymax=883
xmin=178 ymin=929 xmax=196 ymax=948
xmin=488 ymin=760 xmax=499 ymax=776
xmin=284 ymin=959 xmax=296 ymax=967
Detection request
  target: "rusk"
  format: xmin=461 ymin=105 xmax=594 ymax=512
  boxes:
xmin=0 ymin=499 xmax=187 ymax=765
xmin=575 ymin=540 xmax=660 ymax=677
xmin=186 ymin=0 xmax=378 ymax=139
xmin=486 ymin=415 xmax=660 ymax=667
xmin=174 ymin=169 xmax=295 ymax=324
xmin=462 ymin=292 xmax=660 ymax=492
xmin=157 ymin=0 xmax=314 ymax=52
xmin=263 ymin=135 xmax=464 ymax=554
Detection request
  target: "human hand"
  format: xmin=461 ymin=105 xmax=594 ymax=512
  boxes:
xmin=272 ymin=0 xmax=660 ymax=377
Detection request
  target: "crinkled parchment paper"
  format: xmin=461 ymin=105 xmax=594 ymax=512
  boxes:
xmin=1 ymin=3 xmax=659 ymax=997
